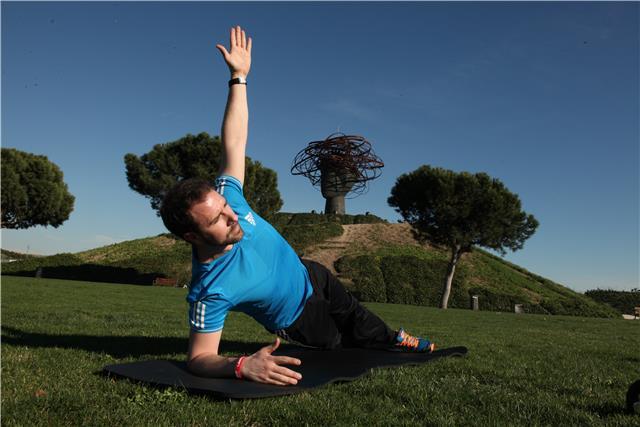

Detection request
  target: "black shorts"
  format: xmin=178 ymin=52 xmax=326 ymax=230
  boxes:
xmin=273 ymin=259 xmax=396 ymax=350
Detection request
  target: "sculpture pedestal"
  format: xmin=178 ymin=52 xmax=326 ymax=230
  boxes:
xmin=324 ymin=196 xmax=346 ymax=215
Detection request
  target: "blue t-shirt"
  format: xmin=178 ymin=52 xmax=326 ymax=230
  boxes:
xmin=186 ymin=175 xmax=314 ymax=333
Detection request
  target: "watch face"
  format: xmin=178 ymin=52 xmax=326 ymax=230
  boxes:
xmin=229 ymin=77 xmax=247 ymax=87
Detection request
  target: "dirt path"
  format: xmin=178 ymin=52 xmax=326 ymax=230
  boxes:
xmin=303 ymin=223 xmax=423 ymax=275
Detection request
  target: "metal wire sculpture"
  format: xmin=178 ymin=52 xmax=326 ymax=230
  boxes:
xmin=291 ymin=133 xmax=384 ymax=214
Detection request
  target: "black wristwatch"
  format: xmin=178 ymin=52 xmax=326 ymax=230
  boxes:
xmin=228 ymin=76 xmax=247 ymax=87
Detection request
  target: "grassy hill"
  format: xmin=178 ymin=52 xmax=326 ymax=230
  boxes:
xmin=1 ymin=213 xmax=618 ymax=318
xmin=2 ymin=276 xmax=637 ymax=425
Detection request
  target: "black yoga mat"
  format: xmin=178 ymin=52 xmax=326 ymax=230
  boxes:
xmin=103 ymin=346 xmax=467 ymax=399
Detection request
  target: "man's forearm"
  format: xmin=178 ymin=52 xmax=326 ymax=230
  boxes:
xmin=221 ymin=75 xmax=248 ymax=149
xmin=187 ymin=352 xmax=240 ymax=378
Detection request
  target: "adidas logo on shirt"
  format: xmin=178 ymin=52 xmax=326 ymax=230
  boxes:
xmin=244 ymin=212 xmax=256 ymax=226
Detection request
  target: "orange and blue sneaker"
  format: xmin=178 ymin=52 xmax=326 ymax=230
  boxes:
xmin=391 ymin=328 xmax=435 ymax=353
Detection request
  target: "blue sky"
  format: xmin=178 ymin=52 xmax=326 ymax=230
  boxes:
xmin=2 ymin=2 xmax=638 ymax=292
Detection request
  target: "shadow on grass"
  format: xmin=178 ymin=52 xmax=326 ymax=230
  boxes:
xmin=1 ymin=326 xmax=295 ymax=359
xmin=583 ymin=401 xmax=630 ymax=417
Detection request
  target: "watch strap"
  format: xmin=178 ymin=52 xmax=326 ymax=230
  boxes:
xmin=228 ymin=77 xmax=247 ymax=87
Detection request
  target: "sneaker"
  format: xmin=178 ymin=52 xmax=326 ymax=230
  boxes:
xmin=391 ymin=328 xmax=435 ymax=353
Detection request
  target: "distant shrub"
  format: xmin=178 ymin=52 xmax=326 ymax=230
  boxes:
xmin=272 ymin=212 xmax=386 ymax=229
xmin=539 ymin=296 xmax=618 ymax=318
xmin=1 ymin=249 xmax=38 ymax=262
xmin=2 ymin=253 xmax=83 ymax=275
xmin=269 ymin=213 xmax=294 ymax=231
xmin=335 ymin=255 xmax=386 ymax=302
xmin=280 ymin=222 xmax=343 ymax=255
xmin=285 ymin=213 xmax=331 ymax=226
xmin=584 ymin=289 xmax=640 ymax=315
xmin=338 ymin=214 xmax=387 ymax=225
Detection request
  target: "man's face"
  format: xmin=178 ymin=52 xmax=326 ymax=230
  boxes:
xmin=185 ymin=190 xmax=244 ymax=247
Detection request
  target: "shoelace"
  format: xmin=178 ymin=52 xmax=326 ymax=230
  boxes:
xmin=397 ymin=332 xmax=420 ymax=348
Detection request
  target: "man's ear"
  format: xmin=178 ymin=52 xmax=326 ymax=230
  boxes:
xmin=183 ymin=231 xmax=199 ymax=245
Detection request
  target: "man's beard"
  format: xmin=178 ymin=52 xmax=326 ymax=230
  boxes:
xmin=226 ymin=222 xmax=244 ymax=244
xmin=200 ymin=223 xmax=244 ymax=248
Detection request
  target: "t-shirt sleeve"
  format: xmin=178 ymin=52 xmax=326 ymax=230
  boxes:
xmin=215 ymin=175 xmax=251 ymax=214
xmin=188 ymin=295 xmax=232 ymax=333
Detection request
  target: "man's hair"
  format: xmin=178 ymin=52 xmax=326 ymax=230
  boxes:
xmin=160 ymin=178 xmax=216 ymax=240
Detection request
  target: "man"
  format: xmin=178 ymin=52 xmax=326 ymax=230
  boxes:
xmin=160 ymin=26 xmax=435 ymax=387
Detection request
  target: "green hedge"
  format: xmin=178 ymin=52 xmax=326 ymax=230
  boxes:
xmin=345 ymin=214 xmax=388 ymax=225
xmin=335 ymin=255 xmax=386 ymax=302
xmin=584 ymin=289 xmax=640 ymax=315
xmin=2 ymin=237 xmax=192 ymax=286
xmin=1 ymin=249 xmax=38 ymax=262
xmin=0 ymin=252 xmax=159 ymax=285
xmin=336 ymin=254 xmax=469 ymax=308
xmin=539 ymin=296 xmax=618 ymax=318
xmin=272 ymin=212 xmax=386 ymax=229
xmin=1 ymin=253 xmax=83 ymax=272
xmin=334 ymin=251 xmax=618 ymax=318
xmin=379 ymin=255 xmax=468 ymax=308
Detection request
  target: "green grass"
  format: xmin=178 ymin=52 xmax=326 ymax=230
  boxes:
xmin=2 ymin=276 xmax=638 ymax=426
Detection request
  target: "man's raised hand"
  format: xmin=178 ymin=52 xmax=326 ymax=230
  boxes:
xmin=216 ymin=25 xmax=252 ymax=78
xmin=240 ymin=337 xmax=303 ymax=386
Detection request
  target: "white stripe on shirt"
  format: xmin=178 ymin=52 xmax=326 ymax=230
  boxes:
xmin=200 ymin=303 xmax=206 ymax=329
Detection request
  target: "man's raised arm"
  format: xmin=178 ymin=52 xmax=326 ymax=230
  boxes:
xmin=215 ymin=25 xmax=252 ymax=185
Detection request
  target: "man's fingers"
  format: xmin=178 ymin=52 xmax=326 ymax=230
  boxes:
xmin=269 ymin=371 xmax=299 ymax=385
xmin=260 ymin=337 xmax=280 ymax=355
xmin=215 ymin=44 xmax=229 ymax=59
xmin=269 ymin=336 xmax=281 ymax=353
xmin=233 ymin=25 xmax=241 ymax=48
xmin=273 ymin=355 xmax=302 ymax=366
xmin=230 ymin=26 xmax=237 ymax=47
xmin=227 ymin=26 xmax=250 ymax=52
xmin=273 ymin=365 xmax=302 ymax=381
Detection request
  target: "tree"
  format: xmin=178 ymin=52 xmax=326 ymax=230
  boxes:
xmin=388 ymin=165 xmax=539 ymax=309
xmin=1 ymin=148 xmax=75 ymax=229
xmin=124 ymin=132 xmax=283 ymax=219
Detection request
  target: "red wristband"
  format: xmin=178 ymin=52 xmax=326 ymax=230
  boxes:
xmin=235 ymin=356 xmax=247 ymax=379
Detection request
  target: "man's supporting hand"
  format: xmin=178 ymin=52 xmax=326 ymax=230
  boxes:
xmin=241 ymin=337 xmax=303 ymax=386
xmin=216 ymin=25 xmax=252 ymax=78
